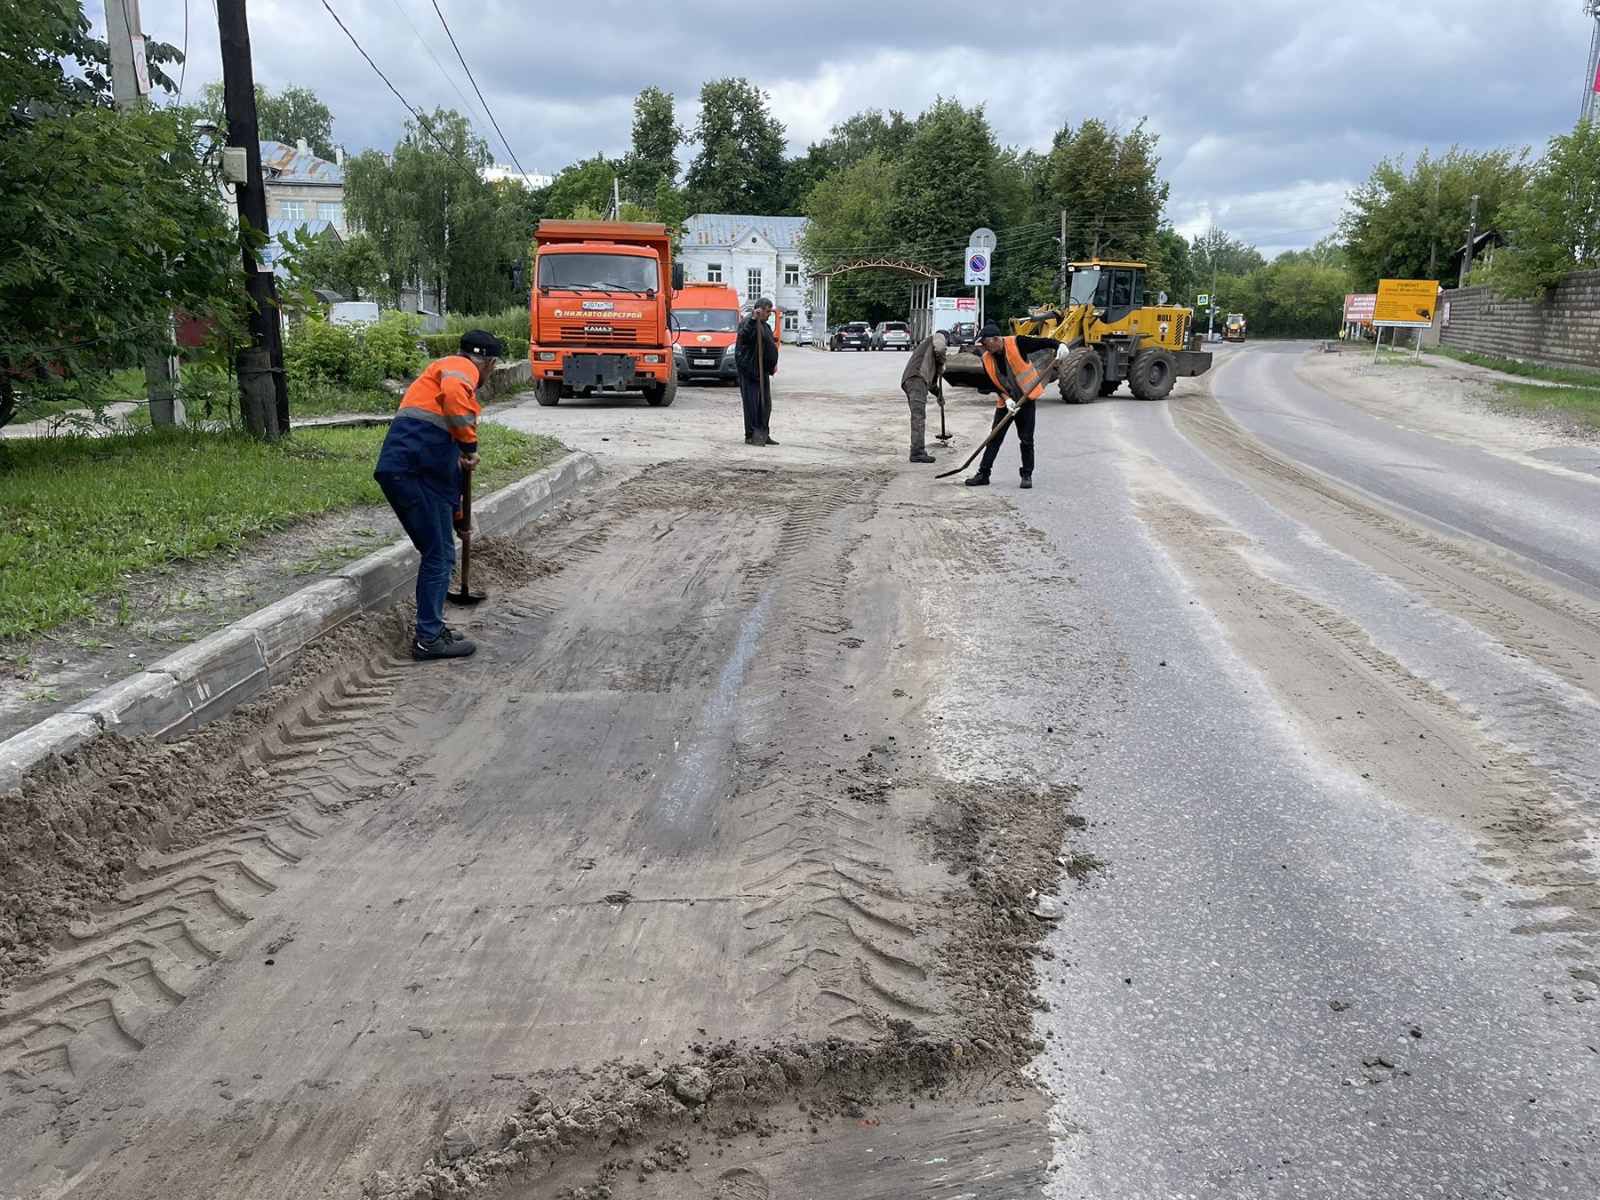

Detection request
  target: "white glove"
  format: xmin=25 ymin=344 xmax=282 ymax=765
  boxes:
xmin=1005 ymin=397 xmax=1020 ymax=415
xmin=1056 ymin=343 xmax=1073 ymax=360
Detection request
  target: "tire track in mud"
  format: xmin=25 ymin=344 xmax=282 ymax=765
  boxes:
xmin=0 ymin=652 xmax=427 ymax=1108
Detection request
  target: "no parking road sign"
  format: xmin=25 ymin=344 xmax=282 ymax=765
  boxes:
xmin=965 ymin=249 xmax=991 ymax=286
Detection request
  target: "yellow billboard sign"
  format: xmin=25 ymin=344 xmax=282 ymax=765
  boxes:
xmin=1373 ymin=279 xmax=1440 ymax=328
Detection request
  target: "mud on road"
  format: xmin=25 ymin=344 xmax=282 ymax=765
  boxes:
xmin=1 ymin=440 xmax=1086 ymax=1199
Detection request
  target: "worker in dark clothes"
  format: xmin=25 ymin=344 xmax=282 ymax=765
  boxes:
xmin=901 ymin=331 xmax=947 ymax=463
xmin=373 ymin=330 xmax=502 ymax=661
xmin=735 ymin=297 xmax=780 ymax=446
xmin=967 ymin=322 xmax=1061 ymax=489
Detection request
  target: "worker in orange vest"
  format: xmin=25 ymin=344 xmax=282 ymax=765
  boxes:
xmin=373 ymin=330 xmax=502 ymax=660
xmin=967 ymin=322 xmax=1061 ymax=489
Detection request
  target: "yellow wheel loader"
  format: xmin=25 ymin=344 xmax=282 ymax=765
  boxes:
xmin=1011 ymin=260 xmax=1213 ymax=403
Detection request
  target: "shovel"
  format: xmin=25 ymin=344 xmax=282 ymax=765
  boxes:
xmin=448 ymin=466 xmax=486 ymax=605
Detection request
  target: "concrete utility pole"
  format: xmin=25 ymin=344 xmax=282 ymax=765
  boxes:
xmin=104 ymin=0 xmax=183 ymax=427
xmin=1207 ymin=225 xmax=1219 ymax=342
xmin=1583 ymin=2 xmax=1600 ymax=124
xmin=1459 ymin=193 xmax=1480 ymax=288
xmin=1059 ymin=210 xmax=1068 ymax=308
xmin=218 ymin=0 xmax=287 ymax=438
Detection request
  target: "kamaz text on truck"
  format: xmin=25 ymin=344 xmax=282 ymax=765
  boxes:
xmin=530 ymin=219 xmax=682 ymax=408
xmin=671 ymin=283 xmax=742 ymax=383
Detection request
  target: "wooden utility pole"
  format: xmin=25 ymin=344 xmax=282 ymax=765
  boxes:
xmin=104 ymin=0 xmax=182 ymax=427
xmin=217 ymin=0 xmax=287 ymax=438
xmin=1459 ymin=193 xmax=1481 ymax=288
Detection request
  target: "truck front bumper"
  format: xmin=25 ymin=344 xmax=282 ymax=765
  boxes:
xmin=533 ymin=350 xmax=671 ymax=389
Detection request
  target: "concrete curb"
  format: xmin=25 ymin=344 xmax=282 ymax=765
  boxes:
xmin=0 ymin=450 xmax=598 ymax=796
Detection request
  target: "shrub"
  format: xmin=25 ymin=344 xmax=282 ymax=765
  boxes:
xmin=285 ymin=317 xmax=357 ymax=387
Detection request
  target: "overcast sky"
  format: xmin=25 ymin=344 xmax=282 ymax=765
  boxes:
xmin=129 ymin=0 xmax=1594 ymax=257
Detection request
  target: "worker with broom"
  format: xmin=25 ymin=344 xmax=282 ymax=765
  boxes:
xmin=735 ymin=297 xmax=780 ymax=446
xmin=373 ymin=329 xmax=502 ymax=661
xmin=965 ymin=323 xmax=1061 ymax=490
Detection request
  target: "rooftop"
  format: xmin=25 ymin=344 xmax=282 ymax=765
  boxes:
xmin=261 ymin=139 xmax=343 ymax=185
xmin=683 ymin=214 xmax=809 ymax=251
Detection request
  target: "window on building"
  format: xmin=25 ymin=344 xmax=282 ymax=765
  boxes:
xmin=318 ymin=202 xmax=342 ymax=224
xmin=783 ymin=312 xmax=797 ymax=331
xmin=746 ymin=268 xmax=763 ymax=301
xmin=706 ymin=262 xmax=723 ymax=284
xmin=280 ymin=200 xmax=307 ymax=222
xmin=784 ymin=263 xmax=800 ymax=288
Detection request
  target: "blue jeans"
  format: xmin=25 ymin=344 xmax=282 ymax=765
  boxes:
xmin=376 ymin=470 xmax=455 ymax=643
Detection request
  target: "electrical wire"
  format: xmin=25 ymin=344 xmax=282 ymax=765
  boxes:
xmin=386 ymin=0 xmax=491 ymax=132
xmin=428 ymin=0 xmax=533 ymax=187
xmin=318 ymin=0 xmax=483 ymax=185
xmin=176 ymin=0 xmax=189 ymax=100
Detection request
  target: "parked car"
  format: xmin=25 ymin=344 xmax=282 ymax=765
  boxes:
xmin=947 ymin=321 xmax=977 ymax=351
xmin=831 ymin=321 xmax=872 ymax=351
xmin=872 ymin=321 xmax=913 ymax=350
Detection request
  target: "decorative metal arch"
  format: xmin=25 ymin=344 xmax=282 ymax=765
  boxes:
xmin=808 ymin=258 xmax=942 ymax=345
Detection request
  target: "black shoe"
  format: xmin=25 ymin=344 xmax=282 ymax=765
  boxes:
xmin=965 ymin=474 xmax=990 ymax=487
xmin=762 ymin=434 xmax=780 ymax=446
xmin=413 ymin=630 xmax=477 ymax=660
xmin=1020 ymin=477 xmax=1033 ymax=489
xmin=909 ymin=451 xmax=936 ymax=463
xmin=745 ymin=434 xmax=756 ymax=444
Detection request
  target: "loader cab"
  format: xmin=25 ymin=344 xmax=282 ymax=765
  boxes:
xmin=1069 ymin=260 xmax=1146 ymax=326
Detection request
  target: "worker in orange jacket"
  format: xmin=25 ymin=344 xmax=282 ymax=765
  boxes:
xmin=967 ymin=323 xmax=1061 ymax=489
xmin=374 ymin=330 xmax=502 ymax=660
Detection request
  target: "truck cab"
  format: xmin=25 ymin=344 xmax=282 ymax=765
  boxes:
xmin=671 ymin=283 xmax=742 ymax=383
xmin=529 ymin=220 xmax=679 ymax=407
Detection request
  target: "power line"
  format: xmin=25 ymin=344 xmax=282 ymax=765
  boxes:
xmin=386 ymin=0 xmax=490 ymax=131
xmin=176 ymin=0 xmax=189 ymax=100
xmin=317 ymin=0 xmax=482 ymax=185
xmin=429 ymin=0 xmax=532 ymax=187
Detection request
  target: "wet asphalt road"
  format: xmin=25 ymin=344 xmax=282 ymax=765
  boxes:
xmin=1019 ymin=346 xmax=1600 ymax=1198
xmin=1212 ymin=342 xmax=1600 ymax=601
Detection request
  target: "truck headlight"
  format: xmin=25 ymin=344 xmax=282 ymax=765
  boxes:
xmin=644 ymin=354 xmax=662 ymax=364
xmin=537 ymin=351 xmax=556 ymax=361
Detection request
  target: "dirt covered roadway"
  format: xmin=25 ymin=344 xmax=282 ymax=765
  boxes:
xmin=7 ymin=344 xmax=1600 ymax=1199
xmin=0 ymin=354 xmax=1089 ymax=1199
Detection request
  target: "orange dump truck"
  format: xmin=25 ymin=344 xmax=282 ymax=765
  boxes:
xmin=530 ymin=219 xmax=682 ymax=407
xmin=671 ymin=282 xmax=742 ymax=383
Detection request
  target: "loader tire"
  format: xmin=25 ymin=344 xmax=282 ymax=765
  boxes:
xmin=1057 ymin=347 xmax=1103 ymax=404
xmin=1129 ymin=349 xmax=1176 ymax=401
xmin=534 ymin=378 xmax=562 ymax=407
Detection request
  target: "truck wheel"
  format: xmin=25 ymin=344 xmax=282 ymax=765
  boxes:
xmin=644 ymin=375 xmax=678 ymax=407
xmin=534 ymin=378 xmax=562 ymax=407
xmin=1057 ymin=348 xmax=1103 ymax=404
xmin=1129 ymin=349 xmax=1176 ymax=401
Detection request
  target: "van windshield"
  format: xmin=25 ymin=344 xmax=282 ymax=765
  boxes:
xmin=539 ymin=253 xmax=659 ymax=293
xmin=675 ymin=308 xmax=740 ymax=332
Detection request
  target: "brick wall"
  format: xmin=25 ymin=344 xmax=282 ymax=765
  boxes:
xmin=1440 ymin=269 xmax=1600 ymax=369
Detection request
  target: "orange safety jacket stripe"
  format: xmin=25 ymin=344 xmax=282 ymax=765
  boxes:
xmin=982 ymin=337 xmax=1046 ymax=408
xmin=397 ymin=355 xmax=481 ymax=445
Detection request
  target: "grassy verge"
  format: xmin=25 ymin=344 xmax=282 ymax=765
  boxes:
xmin=0 ymin=424 xmax=564 ymax=640
xmin=1432 ymin=345 xmax=1600 ymax=388
xmin=1375 ymin=347 xmax=1434 ymax=368
xmin=1488 ymin=382 xmax=1600 ymax=432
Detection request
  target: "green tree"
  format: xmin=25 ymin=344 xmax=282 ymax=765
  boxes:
xmin=1339 ymin=145 xmax=1530 ymax=287
xmin=1190 ymin=227 xmax=1266 ymax=284
xmin=201 ymin=82 xmax=336 ymax=158
xmin=0 ymin=0 xmax=237 ymax=428
xmin=1044 ymin=118 xmax=1169 ymax=264
xmin=343 ymin=110 xmax=524 ymax=314
xmin=1485 ymin=118 xmax=1600 ymax=297
xmin=541 ymin=155 xmax=623 ymax=218
xmin=620 ymin=86 xmax=681 ymax=203
xmin=1148 ymin=225 xmax=1195 ymax=305
xmin=798 ymin=152 xmax=904 ymax=323
xmin=685 ymin=77 xmax=788 ymax=212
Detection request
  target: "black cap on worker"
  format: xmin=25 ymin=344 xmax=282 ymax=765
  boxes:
xmin=977 ymin=322 xmax=1003 ymax=340
xmin=460 ymin=329 xmax=505 ymax=359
